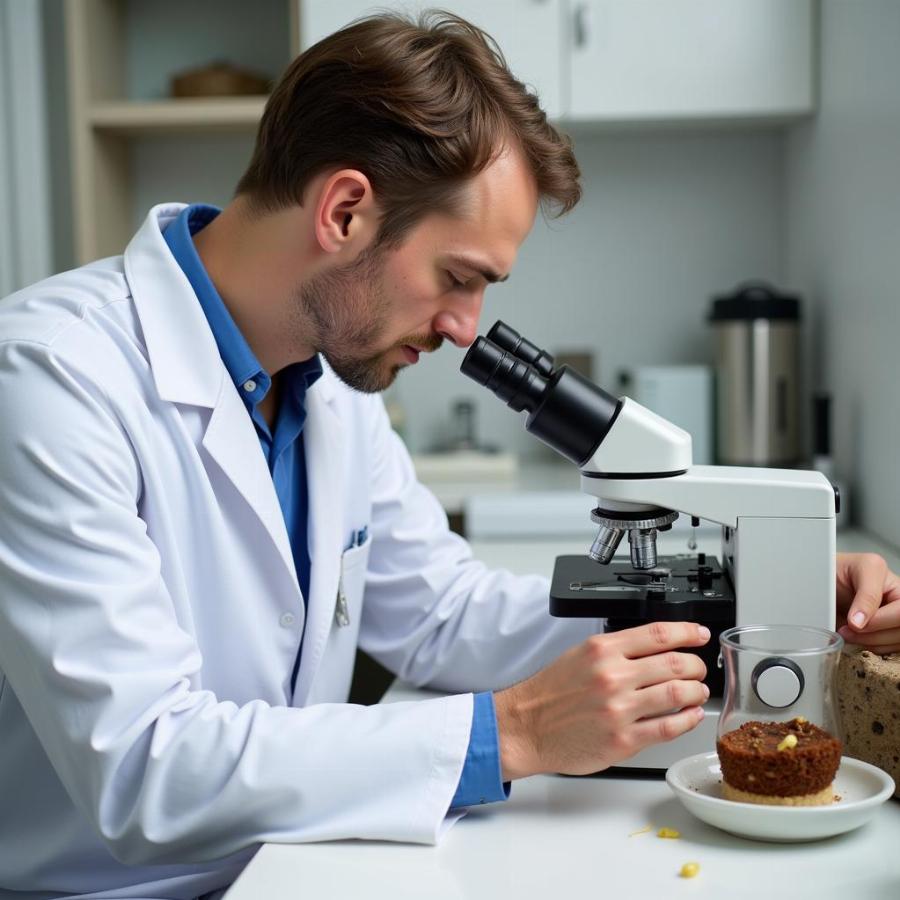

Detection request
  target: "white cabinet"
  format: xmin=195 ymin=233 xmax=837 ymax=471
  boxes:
xmin=301 ymin=1 xmax=814 ymax=124
xmin=567 ymin=0 xmax=815 ymax=121
xmin=300 ymin=1 xmax=566 ymax=119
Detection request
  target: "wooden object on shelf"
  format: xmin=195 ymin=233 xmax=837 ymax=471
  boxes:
xmin=170 ymin=62 xmax=271 ymax=98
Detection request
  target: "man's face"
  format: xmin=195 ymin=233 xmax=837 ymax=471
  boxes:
xmin=295 ymin=146 xmax=539 ymax=393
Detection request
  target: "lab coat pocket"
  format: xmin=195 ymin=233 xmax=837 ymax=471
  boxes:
xmin=335 ymin=536 xmax=371 ymax=630
xmin=314 ymin=537 xmax=371 ymax=702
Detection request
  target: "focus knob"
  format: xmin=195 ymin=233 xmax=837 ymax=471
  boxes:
xmin=751 ymin=656 xmax=805 ymax=708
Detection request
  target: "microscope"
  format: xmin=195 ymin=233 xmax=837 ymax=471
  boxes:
xmin=461 ymin=321 xmax=838 ymax=770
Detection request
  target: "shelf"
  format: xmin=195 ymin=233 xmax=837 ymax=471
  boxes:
xmin=88 ymin=97 xmax=267 ymax=135
xmin=66 ymin=0 xmax=295 ymax=263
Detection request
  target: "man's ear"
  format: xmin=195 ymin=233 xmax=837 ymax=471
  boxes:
xmin=314 ymin=169 xmax=379 ymax=256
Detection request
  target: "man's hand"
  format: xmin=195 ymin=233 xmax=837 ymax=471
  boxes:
xmin=836 ymin=552 xmax=900 ymax=654
xmin=494 ymin=622 xmax=710 ymax=780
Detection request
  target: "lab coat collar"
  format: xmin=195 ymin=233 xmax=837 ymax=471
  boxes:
xmin=123 ymin=203 xmax=338 ymax=409
xmin=124 ymin=203 xmax=224 ymax=408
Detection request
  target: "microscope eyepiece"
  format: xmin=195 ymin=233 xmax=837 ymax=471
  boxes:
xmin=461 ymin=323 xmax=622 ymax=467
xmin=486 ymin=321 xmax=555 ymax=376
xmin=460 ymin=337 xmax=547 ymax=413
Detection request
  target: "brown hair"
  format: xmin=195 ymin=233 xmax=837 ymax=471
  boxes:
xmin=236 ymin=9 xmax=581 ymax=246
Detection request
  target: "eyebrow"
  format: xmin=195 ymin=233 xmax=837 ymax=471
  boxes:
xmin=447 ymin=255 xmax=510 ymax=284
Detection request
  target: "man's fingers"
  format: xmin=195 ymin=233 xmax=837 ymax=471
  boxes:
xmin=631 ymin=651 xmax=707 ymax=690
xmin=629 ymin=705 xmax=706 ymax=750
xmin=608 ymin=621 xmax=711 ymax=660
xmin=846 ymin=554 xmax=889 ymax=629
xmin=632 ymin=679 xmax=710 ymax=720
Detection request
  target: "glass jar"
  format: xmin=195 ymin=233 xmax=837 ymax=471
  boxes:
xmin=717 ymin=624 xmax=844 ymax=741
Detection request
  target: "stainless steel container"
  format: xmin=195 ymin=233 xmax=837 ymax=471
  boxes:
xmin=709 ymin=283 xmax=802 ymax=466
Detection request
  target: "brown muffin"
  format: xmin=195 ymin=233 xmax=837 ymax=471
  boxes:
xmin=716 ymin=718 xmax=842 ymax=806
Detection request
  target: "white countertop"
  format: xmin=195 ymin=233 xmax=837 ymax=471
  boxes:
xmin=225 ymin=527 xmax=900 ymax=900
xmin=227 ymin=782 xmax=900 ymax=899
xmin=228 ymin=685 xmax=900 ymax=900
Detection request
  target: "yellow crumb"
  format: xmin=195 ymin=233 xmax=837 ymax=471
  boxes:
xmin=628 ymin=825 xmax=653 ymax=837
xmin=777 ymin=734 xmax=798 ymax=751
xmin=657 ymin=827 xmax=681 ymax=839
xmin=679 ymin=862 xmax=700 ymax=878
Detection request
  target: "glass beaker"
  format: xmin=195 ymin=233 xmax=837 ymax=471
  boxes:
xmin=717 ymin=624 xmax=844 ymax=741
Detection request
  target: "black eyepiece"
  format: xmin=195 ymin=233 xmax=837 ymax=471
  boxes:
xmin=486 ymin=320 xmax=555 ymax=376
xmin=461 ymin=321 xmax=623 ymax=467
xmin=460 ymin=337 xmax=547 ymax=414
xmin=459 ymin=337 xmax=499 ymax=387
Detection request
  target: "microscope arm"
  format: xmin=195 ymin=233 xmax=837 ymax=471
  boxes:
xmin=584 ymin=465 xmax=837 ymax=528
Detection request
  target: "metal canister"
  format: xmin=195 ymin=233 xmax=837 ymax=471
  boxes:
xmin=709 ymin=283 xmax=802 ymax=466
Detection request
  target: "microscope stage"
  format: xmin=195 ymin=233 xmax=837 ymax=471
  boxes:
xmin=550 ymin=554 xmax=735 ymax=622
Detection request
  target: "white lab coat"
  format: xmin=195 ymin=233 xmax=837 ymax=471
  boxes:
xmin=0 ymin=204 xmax=599 ymax=899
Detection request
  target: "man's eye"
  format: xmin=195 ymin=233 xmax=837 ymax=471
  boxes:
xmin=447 ymin=272 xmax=466 ymax=289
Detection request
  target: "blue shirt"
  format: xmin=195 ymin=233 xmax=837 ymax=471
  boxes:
xmin=163 ymin=204 xmax=507 ymax=810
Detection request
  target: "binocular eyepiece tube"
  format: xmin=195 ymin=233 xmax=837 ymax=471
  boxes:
xmin=460 ymin=321 xmax=621 ymax=469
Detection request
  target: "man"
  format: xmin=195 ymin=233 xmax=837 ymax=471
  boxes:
xmin=0 ymin=12 xmax=897 ymax=900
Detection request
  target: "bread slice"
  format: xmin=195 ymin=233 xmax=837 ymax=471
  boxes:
xmin=836 ymin=645 xmax=900 ymax=799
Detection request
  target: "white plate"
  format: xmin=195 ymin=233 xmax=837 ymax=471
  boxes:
xmin=666 ymin=752 xmax=895 ymax=842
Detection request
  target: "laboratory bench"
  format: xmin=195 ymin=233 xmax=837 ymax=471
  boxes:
xmin=226 ymin=769 xmax=899 ymax=900
xmin=226 ymin=527 xmax=900 ymax=900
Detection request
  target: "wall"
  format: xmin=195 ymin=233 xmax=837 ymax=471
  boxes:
xmin=42 ymin=0 xmax=74 ymax=275
xmin=0 ymin=1 xmax=54 ymax=293
xmin=785 ymin=0 xmax=900 ymax=545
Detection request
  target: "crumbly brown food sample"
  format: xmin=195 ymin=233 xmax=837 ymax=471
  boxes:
xmin=836 ymin=645 xmax=900 ymax=799
xmin=716 ymin=718 xmax=842 ymax=800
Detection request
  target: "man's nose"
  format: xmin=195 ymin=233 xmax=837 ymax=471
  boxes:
xmin=433 ymin=292 xmax=484 ymax=348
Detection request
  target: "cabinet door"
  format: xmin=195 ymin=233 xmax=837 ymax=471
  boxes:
xmin=568 ymin=0 xmax=814 ymax=121
xmin=300 ymin=1 xmax=565 ymax=119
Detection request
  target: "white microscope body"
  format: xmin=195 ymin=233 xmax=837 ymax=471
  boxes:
xmin=462 ymin=322 xmax=838 ymax=770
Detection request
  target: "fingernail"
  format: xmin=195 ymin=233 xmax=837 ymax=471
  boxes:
xmin=695 ymin=706 xmax=705 ymax=720
xmin=698 ymin=626 xmax=711 ymax=641
xmin=851 ymin=611 xmax=866 ymax=628
xmin=702 ymin=684 xmax=710 ymax=700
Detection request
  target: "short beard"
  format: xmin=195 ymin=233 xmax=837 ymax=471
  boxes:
xmin=294 ymin=245 xmax=395 ymax=393
xmin=293 ymin=244 xmax=444 ymax=394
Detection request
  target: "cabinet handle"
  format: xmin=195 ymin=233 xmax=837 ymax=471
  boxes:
xmin=573 ymin=2 xmax=591 ymax=49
